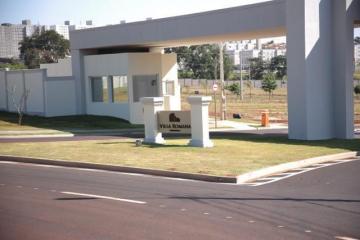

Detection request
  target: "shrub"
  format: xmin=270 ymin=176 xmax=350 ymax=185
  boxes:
xmin=355 ymin=85 xmax=360 ymax=95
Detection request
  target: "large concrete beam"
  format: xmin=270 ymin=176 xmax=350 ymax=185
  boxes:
xmin=70 ymin=0 xmax=286 ymax=50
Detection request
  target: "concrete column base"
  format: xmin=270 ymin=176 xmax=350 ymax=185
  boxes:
xmin=188 ymin=96 xmax=213 ymax=148
xmin=144 ymin=135 xmax=166 ymax=144
xmin=188 ymin=139 xmax=214 ymax=148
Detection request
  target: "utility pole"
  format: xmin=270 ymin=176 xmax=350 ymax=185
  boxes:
xmin=219 ymin=42 xmax=226 ymax=120
xmin=240 ymin=52 xmax=243 ymax=100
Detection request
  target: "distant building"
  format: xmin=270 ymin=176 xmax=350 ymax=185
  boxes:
xmin=47 ymin=25 xmax=70 ymax=40
xmin=0 ymin=20 xmax=43 ymax=59
xmin=355 ymin=44 xmax=360 ymax=64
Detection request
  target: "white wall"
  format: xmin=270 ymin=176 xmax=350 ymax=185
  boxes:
xmin=24 ymin=70 xmax=45 ymax=114
xmin=40 ymin=58 xmax=72 ymax=77
xmin=128 ymin=53 xmax=162 ymax=124
xmin=84 ymin=53 xmax=130 ymax=121
xmin=6 ymin=71 xmax=25 ymax=113
xmin=0 ymin=71 xmax=6 ymax=110
xmin=45 ymin=79 xmax=76 ymax=117
xmin=161 ymin=53 xmax=180 ymax=111
xmin=5 ymin=69 xmax=46 ymax=115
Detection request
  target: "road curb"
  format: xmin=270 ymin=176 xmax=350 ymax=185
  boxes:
xmin=236 ymin=151 xmax=360 ymax=184
xmin=0 ymin=155 xmax=236 ymax=184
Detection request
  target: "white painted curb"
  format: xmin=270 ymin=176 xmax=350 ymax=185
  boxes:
xmin=236 ymin=151 xmax=359 ymax=184
xmin=0 ymin=133 xmax=74 ymax=138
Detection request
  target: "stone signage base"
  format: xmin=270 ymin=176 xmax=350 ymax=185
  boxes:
xmin=188 ymin=139 xmax=214 ymax=148
xmin=141 ymin=96 xmax=213 ymax=148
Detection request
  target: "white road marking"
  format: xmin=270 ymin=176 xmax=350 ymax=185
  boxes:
xmin=33 ymin=188 xmax=39 ymax=190
xmin=251 ymin=158 xmax=360 ymax=186
xmin=180 ymin=208 xmax=187 ymax=211
xmin=0 ymin=161 xmax=19 ymax=164
xmin=248 ymin=220 xmax=255 ymax=223
xmin=61 ymin=191 xmax=146 ymax=204
xmin=203 ymin=212 xmax=209 ymax=215
xmin=305 ymin=230 xmax=312 ymax=233
xmin=335 ymin=236 xmax=359 ymax=240
xmin=226 ymin=216 xmax=232 ymax=219
xmin=278 ymin=225 xmax=284 ymax=228
xmin=159 ymin=205 xmax=166 ymax=208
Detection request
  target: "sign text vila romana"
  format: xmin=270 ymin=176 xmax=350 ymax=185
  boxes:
xmin=157 ymin=111 xmax=191 ymax=133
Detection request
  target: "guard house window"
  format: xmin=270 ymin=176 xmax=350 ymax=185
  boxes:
xmin=164 ymin=81 xmax=175 ymax=96
xmin=111 ymin=76 xmax=128 ymax=103
xmin=132 ymin=75 xmax=159 ymax=102
xmin=90 ymin=76 xmax=109 ymax=102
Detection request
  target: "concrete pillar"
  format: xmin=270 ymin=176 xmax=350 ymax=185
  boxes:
xmin=141 ymin=97 xmax=165 ymax=144
xmin=71 ymin=49 xmax=86 ymax=114
xmin=286 ymin=0 xmax=355 ymax=140
xmin=332 ymin=0 xmax=359 ymax=138
xmin=188 ymin=96 xmax=213 ymax=148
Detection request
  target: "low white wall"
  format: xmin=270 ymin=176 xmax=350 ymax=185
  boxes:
xmin=45 ymin=77 xmax=77 ymax=117
xmin=4 ymin=69 xmax=46 ymax=115
xmin=0 ymin=71 xmax=7 ymax=110
xmin=24 ymin=70 xmax=45 ymax=114
xmin=6 ymin=71 xmax=24 ymax=113
xmin=40 ymin=58 xmax=72 ymax=77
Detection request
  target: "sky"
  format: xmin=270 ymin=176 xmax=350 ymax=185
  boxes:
xmin=0 ymin=0 xmax=358 ymax=36
xmin=0 ymin=0 xmax=271 ymax=26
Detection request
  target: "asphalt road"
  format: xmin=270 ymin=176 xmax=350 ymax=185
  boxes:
xmin=0 ymin=158 xmax=359 ymax=240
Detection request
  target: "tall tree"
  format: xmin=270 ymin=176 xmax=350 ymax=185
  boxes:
xmin=19 ymin=30 xmax=70 ymax=69
xmin=261 ymin=72 xmax=278 ymax=100
xmin=249 ymin=57 xmax=266 ymax=80
xmin=270 ymin=55 xmax=287 ymax=79
xmin=165 ymin=44 xmax=233 ymax=79
xmin=355 ymin=37 xmax=360 ymax=44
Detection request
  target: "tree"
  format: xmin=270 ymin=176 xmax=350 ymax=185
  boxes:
xmin=19 ymin=30 xmax=70 ymax=69
xmin=355 ymin=37 xmax=360 ymax=44
xmin=270 ymin=55 xmax=287 ymax=79
xmin=355 ymin=85 xmax=360 ymax=95
xmin=0 ymin=58 xmax=27 ymax=70
xmin=8 ymin=85 xmax=30 ymax=125
xmin=249 ymin=57 xmax=266 ymax=80
xmin=261 ymin=72 xmax=277 ymax=100
xmin=165 ymin=44 xmax=233 ymax=79
xmin=225 ymin=82 xmax=241 ymax=96
xmin=244 ymin=80 xmax=253 ymax=100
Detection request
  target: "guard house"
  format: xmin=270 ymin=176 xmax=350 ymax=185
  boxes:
xmin=81 ymin=52 xmax=180 ymax=124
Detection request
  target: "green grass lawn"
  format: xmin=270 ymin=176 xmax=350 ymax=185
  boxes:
xmin=0 ymin=111 xmax=143 ymax=131
xmin=0 ymin=135 xmax=358 ymax=176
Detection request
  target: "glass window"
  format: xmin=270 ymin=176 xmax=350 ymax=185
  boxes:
xmin=164 ymin=81 xmax=175 ymax=96
xmin=111 ymin=76 xmax=128 ymax=103
xmin=90 ymin=76 xmax=109 ymax=102
xmin=133 ymin=75 xmax=158 ymax=102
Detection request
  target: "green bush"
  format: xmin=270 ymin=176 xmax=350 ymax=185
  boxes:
xmin=225 ymin=82 xmax=241 ymax=95
xmin=355 ymin=85 xmax=360 ymax=95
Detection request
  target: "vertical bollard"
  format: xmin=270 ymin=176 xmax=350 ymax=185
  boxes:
xmin=188 ymin=96 xmax=213 ymax=148
xmin=140 ymin=97 xmax=165 ymax=144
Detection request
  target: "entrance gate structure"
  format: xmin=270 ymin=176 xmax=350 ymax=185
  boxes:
xmin=69 ymin=0 xmax=360 ymax=140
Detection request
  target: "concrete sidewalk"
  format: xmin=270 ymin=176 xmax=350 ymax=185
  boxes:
xmin=209 ymin=119 xmax=288 ymax=132
xmin=0 ymin=128 xmax=144 ymax=138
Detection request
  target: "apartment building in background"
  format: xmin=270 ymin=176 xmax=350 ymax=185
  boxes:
xmin=0 ymin=20 xmax=46 ymax=59
xmin=0 ymin=19 xmax=94 ymax=58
